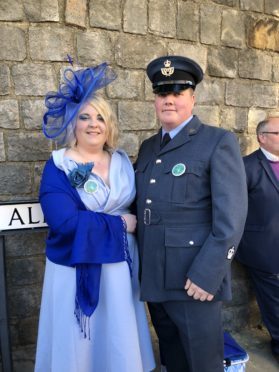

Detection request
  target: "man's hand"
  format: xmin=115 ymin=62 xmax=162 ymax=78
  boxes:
xmin=184 ymin=278 xmax=214 ymax=302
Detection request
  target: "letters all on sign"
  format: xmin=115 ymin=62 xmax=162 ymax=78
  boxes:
xmin=0 ymin=202 xmax=47 ymax=231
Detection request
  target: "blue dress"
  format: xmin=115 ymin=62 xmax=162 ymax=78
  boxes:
xmin=35 ymin=148 xmax=155 ymax=372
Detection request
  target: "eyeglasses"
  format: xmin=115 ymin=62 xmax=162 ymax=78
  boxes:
xmin=260 ymin=131 xmax=279 ymax=136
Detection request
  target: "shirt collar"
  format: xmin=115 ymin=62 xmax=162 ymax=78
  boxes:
xmin=260 ymin=147 xmax=279 ymax=162
xmin=162 ymin=115 xmax=193 ymax=139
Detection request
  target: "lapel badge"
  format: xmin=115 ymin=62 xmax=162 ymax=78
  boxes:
xmin=172 ymin=163 xmax=186 ymax=177
xmin=227 ymin=246 xmax=235 ymax=260
xmin=84 ymin=179 xmax=98 ymax=194
xmin=161 ymin=59 xmax=174 ymax=77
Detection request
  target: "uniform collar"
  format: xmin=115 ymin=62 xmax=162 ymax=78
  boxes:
xmin=162 ymin=115 xmax=193 ymax=139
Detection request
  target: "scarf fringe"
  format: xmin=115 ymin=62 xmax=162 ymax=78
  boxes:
xmin=122 ymin=219 xmax=132 ymax=277
xmin=75 ymin=297 xmax=91 ymax=340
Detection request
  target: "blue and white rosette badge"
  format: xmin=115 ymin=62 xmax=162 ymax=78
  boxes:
xmin=84 ymin=179 xmax=99 ymax=194
xmin=172 ymin=163 xmax=186 ymax=177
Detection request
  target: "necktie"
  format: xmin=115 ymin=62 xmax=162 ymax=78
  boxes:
xmin=160 ymin=133 xmax=171 ymax=149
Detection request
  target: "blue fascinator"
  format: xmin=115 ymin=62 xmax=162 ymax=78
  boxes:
xmin=42 ymin=62 xmax=116 ymax=145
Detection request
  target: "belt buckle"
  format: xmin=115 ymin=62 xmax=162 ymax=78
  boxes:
xmin=144 ymin=208 xmax=151 ymax=225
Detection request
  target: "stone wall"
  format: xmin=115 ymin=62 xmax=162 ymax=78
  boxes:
xmin=0 ymin=0 xmax=278 ymax=370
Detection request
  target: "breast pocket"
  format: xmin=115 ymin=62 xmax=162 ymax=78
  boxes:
xmin=162 ymin=160 xmax=206 ymax=203
xmin=164 ymin=226 xmax=210 ymax=290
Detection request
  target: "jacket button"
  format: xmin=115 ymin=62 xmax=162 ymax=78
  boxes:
xmin=189 ymin=240 xmax=194 ymax=245
xmin=150 ymin=179 xmax=156 ymax=184
xmin=146 ymin=199 xmax=152 ymax=204
xmin=156 ymin=159 xmax=162 ymax=164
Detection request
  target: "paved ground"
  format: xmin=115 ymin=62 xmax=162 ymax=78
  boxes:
xmin=151 ymin=326 xmax=279 ymax=371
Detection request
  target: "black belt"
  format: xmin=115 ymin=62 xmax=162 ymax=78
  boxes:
xmin=143 ymin=208 xmax=211 ymax=225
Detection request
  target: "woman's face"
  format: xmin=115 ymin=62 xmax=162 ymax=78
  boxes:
xmin=75 ymin=103 xmax=108 ymax=150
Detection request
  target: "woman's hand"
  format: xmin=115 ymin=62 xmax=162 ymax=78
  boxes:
xmin=121 ymin=214 xmax=137 ymax=233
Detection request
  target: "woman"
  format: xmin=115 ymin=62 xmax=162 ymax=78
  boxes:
xmin=35 ymin=63 xmax=155 ymax=371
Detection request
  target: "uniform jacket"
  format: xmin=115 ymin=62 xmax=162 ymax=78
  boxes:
xmin=135 ymin=116 xmax=248 ymax=302
xmin=237 ymin=149 xmax=279 ymax=273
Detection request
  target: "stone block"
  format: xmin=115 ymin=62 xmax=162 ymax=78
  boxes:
xmin=247 ymin=108 xmax=267 ymax=134
xmin=149 ymin=0 xmax=176 ymax=38
xmin=77 ymin=31 xmax=114 ymax=65
xmin=145 ymin=75 xmax=155 ymax=101
xmin=168 ymin=43 xmax=207 ymax=73
xmin=200 ymin=4 xmax=222 ymax=46
xmin=118 ymin=101 xmax=157 ymax=131
xmin=0 ymin=26 xmax=26 ymax=61
xmin=212 ymin=0 xmax=237 ymax=6
xmin=221 ymin=9 xmax=246 ymax=48
xmin=273 ymin=55 xmax=279 ymax=82
xmin=239 ymin=49 xmax=272 ymax=81
xmin=0 ymin=64 xmax=10 ymax=95
xmin=7 ymin=132 xmax=51 ymax=161
xmin=65 ymin=0 xmax=87 ymax=28
xmin=29 ymin=26 xmax=74 ymax=61
xmin=5 ymin=232 xmax=47 ymax=257
xmin=0 ymin=132 xmax=5 ymax=161
xmin=226 ymin=80 xmax=278 ymax=108
xmin=195 ymin=78 xmax=225 ymax=105
xmin=12 ymin=64 xmax=56 ymax=96
xmin=107 ymin=69 xmax=144 ymax=99
xmin=123 ymin=0 xmax=147 ymax=35
xmin=21 ymin=100 xmax=45 ymax=130
xmin=248 ymin=17 xmax=279 ymax=52
xmin=89 ymin=0 xmax=121 ymax=30
xmin=118 ymin=132 xmax=140 ymax=157
xmin=239 ymin=134 xmax=260 ymax=155
xmin=208 ymin=47 xmax=238 ymax=78
xmin=7 ymin=285 xmax=41 ymax=318
xmin=0 ymin=163 xmax=32 ymax=195
xmin=0 ymin=100 xmax=20 ymax=129
xmin=0 ymin=0 xmax=24 ymax=21
xmin=265 ymin=0 xmax=279 ymax=17
xmin=240 ymin=0 xmax=264 ymax=12
xmin=115 ymin=34 xmax=166 ymax=68
xmin=220 ymin=107 xmax=248 ymax=133
xmin=193 ymin=105 xmax=220 ymax=127
xmin=7 ymin=257 xmax=45 ymax=286
xmin=23 ymin=0 xmax=59 ymax=22
xmin=33 ymin=162 xmax=46 ymax=196
xmin=17 ymin=317 xmax=39 ymax=345
xmin=177 ymin=2 xmax=199 ymax=42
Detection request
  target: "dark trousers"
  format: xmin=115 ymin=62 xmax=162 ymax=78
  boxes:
xmin=248 ymin=267 xmax=279 ymax=355
xmin=148 ymin=300 xmax=224 ymax=372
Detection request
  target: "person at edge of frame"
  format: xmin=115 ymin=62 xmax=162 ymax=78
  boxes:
xmin=237 ymin=113 xmax=279 ymax=365
xmin=134 ymin=55 xmax=248 ymax=372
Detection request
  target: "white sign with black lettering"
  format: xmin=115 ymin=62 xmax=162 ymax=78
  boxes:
xmin=0 ymin=202 xmax=47 ymax=231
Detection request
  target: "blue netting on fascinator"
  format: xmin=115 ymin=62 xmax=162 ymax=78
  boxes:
xmin=42 ymin=62 xmax=117 ymax=145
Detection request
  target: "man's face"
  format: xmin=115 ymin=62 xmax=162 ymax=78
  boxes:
xmin=154 ymin=89 xmax=195 ymax=131
xmin=258 ymin=117 xmax=279 ymax=156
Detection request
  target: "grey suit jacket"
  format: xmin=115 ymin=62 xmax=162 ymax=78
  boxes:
xmin=135 ymin=115 xmax=248 ymax=302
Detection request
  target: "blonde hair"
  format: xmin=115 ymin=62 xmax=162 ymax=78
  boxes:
xmin=68 ymin=94 xmax=119 ymax=150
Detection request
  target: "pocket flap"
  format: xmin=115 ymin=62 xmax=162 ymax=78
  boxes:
xmin=165 ymin=226 xmax=210 ymax=247
xmin=163 ymin=160 xmax=205 ymax=176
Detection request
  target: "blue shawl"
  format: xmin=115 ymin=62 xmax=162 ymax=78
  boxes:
xmin=40 ymin=156 xmax=130 ymax=335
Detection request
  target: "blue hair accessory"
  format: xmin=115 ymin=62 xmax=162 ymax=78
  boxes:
xmin=42 ymin=62 xmax=116 ymax=144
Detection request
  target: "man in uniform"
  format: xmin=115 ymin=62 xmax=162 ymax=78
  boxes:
xmin=135 ymin=55 xmax=248 ymax=372
xmin=237 ymin=114 xmax=279 ymax=364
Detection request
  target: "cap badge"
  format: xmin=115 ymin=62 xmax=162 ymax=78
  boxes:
xmin=84 ymin=179 xmax=98 ymax=194
xmin=172 ymin=163 xmax=186 ymax=177
xmin=161 ymin=59 xmax=174 ymax=77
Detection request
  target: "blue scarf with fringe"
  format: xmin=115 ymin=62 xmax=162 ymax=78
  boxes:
xmin=40 ymin=157 xmax=131 ymax=337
